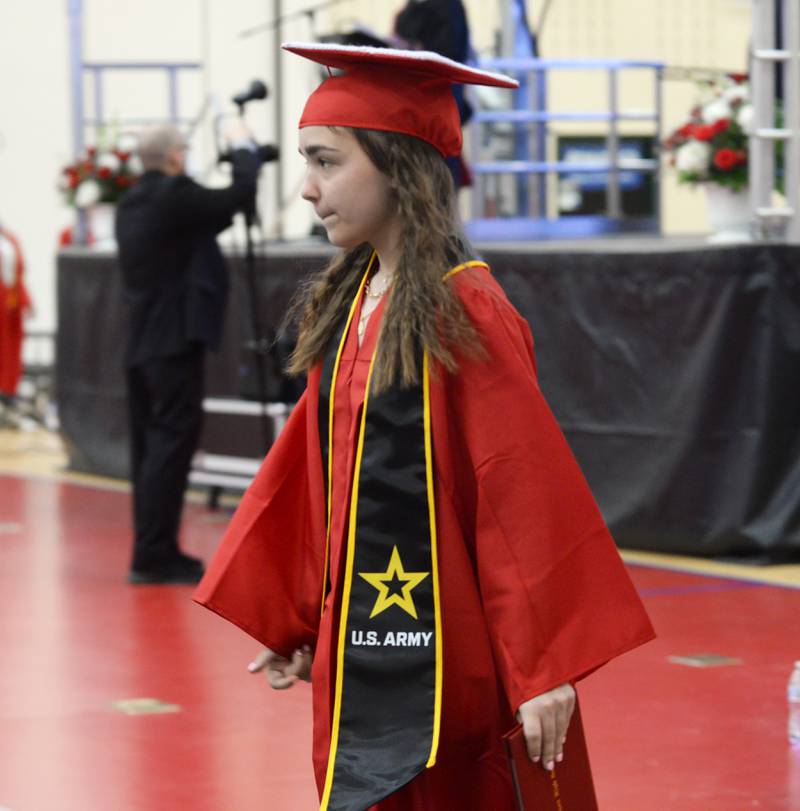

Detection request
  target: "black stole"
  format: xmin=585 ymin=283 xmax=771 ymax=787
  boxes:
xmin=317 ymin=260 xmax=443 ymax=811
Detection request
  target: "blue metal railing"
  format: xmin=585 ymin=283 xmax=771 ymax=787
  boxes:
xmin=469 ymin=56 xmax=664 ymax=240
xmin=80 ymin=62 xmax=202 ymax=141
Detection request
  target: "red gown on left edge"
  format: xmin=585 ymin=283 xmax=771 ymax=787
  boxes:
xmin=0 ymin=229 xmax=30 ymax=396
xmin=195 ymin=265 xmax=656 ymax=811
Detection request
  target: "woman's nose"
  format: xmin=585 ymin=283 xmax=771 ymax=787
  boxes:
xmin=301 ymin=171 xmax=318 ymax=203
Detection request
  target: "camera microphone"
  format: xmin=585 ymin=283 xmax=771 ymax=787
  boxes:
xmin=232 ymin=80 xmax=268 ymax=108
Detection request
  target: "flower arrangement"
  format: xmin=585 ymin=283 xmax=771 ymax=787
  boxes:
xmin=59 ymin=134 xmax=141 ymax=208
xmin=662 ymin=75 xmax=753 ymax=193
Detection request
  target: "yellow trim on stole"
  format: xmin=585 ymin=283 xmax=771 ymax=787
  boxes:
xmin=422 ymin=350 xmax=443 ymax=768
xmin=423 ymin=259 xmax=486 ymax=764
xmin=320 ymin=254 xmax=377 ymax=618
xmin=319 ymin=346 xmax=378 ymax=810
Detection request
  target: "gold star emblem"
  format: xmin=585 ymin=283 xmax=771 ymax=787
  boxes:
xmin=358 ymin=546 xmax=429 ymax=619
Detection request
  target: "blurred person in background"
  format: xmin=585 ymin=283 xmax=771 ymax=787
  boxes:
xmin=393 ymin=0 xmax=474 ymax=187
xmin=0 ymin=225 xmax=32 ymax=428
xmin=116 ymin=122 xmax=261 ymax=585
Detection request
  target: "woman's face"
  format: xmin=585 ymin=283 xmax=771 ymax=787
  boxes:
xmin=299 ymin=126 xmax=400 ymax=252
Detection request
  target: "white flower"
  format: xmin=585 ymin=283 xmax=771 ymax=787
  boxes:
xmin=723 ymin=84 xmax=749 ymax=105
xmin=676 ymin=141 xmax=711 ymax=175
xmin=127 ymin=154 xmax=144 ymax=174
xmin=702 ymin=98 xmax=731 ymax=124
xmin=96 ymin=153 xmax=120 ymax=172
xmin=116 ymin=133 xmax=138 ymax=153
xmin=737 ymin=104 xmax=754 ymax=135
xmin=74 ymin=178 xmax=101 ymax=208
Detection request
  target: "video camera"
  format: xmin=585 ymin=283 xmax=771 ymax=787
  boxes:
xmin=216 ymin=79 xmax=280 ymax=165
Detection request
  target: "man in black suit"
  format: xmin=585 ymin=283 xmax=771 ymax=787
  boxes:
xmin=116 ymin=122 xmax=261 ymax=584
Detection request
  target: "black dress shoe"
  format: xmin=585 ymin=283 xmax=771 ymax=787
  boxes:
xmin=127 ymin=557 xmax=205 ymax=585
xmin=171 ymin=552 xmax=205 ymax=573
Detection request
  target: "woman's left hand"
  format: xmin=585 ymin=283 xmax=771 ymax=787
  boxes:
xmin=516 ymin=683 xmax=576 ymax=771
xmin=248 ymin=645 xmax=313 ymax=689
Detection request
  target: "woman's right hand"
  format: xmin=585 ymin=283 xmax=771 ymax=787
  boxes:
xmin=248 ymin=646 xmax=312 ymax=689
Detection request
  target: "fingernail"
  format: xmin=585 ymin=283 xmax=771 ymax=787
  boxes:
xmin=532 ymin=756 xmax=540 ymax=763
xmin=247 ymin=662 xmax=257 ymax=672
xmin=556 ymin=753 xmax=564 ymax=763
xmin=545 ymin=761 xmax=554 ymax=771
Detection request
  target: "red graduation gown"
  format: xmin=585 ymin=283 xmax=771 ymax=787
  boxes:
xmin=0 ymin=228 xmax=30 ymax=396
xmin=194 ymin=265 xmax=655 ymax=809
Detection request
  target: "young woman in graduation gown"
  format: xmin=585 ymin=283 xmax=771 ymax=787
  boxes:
xmin=194 ymin=43 xmax=655 ymax=811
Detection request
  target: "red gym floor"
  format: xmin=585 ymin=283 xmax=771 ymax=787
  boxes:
xmin=1 ymin=472 xmax=799 ymax=810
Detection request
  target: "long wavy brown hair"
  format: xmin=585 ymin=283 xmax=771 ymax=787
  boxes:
xmin=285 ymin=127 xmax=483 ymax=392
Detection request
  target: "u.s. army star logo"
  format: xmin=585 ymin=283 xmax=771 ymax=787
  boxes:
xmin=358 ymin=546 xmax=429 ymax=619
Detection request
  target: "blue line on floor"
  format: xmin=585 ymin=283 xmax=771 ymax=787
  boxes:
xmin=638 ymin=580 xmax=770 ymax=597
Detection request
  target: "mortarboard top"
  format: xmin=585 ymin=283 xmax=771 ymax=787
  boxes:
xmin=282 ymin=42 xmax=519 ymax=158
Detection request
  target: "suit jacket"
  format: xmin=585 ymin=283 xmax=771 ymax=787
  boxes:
xmin=115 ymin=148 xmax=261 ymax=368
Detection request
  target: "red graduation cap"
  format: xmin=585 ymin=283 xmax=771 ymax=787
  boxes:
xmin=282 ymin=42 xmax=519 ymax=158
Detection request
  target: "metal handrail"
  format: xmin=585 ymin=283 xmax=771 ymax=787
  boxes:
xmin=473 ymin=110 xmax=658 ymax=123
xmin=750 ymin=0 xmax=800 ymax=242
xmin=82 ymin=62 xmax=202 ymax=135
xmin=471 ymin=159 xmax=658 ymax=175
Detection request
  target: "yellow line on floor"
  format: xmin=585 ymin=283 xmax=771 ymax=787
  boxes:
xmin=0 ymin=429 xmax=240 ymax=506
xmin=621 ymin=549 xmax=800 ymax=590
xmin=4 ymin=431 xmax=798 ymax=587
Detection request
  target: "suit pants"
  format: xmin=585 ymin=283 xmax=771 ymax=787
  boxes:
xmin=126 ymin=347 xmax=205 ymax=571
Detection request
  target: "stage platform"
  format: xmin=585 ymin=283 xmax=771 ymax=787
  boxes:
xmin=55 ymin=236 xmax=800 ymax=559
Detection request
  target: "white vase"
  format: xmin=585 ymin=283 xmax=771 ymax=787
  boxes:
xmin=704 ymin=185 xmax=752 ymax=244
xmin=88 ymin=202 xmax=117 ymax=249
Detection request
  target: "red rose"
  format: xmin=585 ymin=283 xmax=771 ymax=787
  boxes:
xmin=678 ymin=123 xmax=695 ymax=138
xmin=713 ymin=148 xmax=738 ymax=170
xmin=735 ymin=149 xmax=747 ymax=165
xmin=694 ymin=125 xmax=716 ymax=142
xmin=713 ymin=118 xmax=730 ymax=134
xmin=728 ymin=73 xmax=748 ymax=84
xmin=87 ymin=146 xmax=97 ymax=157
xmin=115 ymin=150 xmax=131 ymax=162
xmin=69 ymin=175 xmax=79 ymax=189
xmin=98 ymin=167 xmax=112 ymax=179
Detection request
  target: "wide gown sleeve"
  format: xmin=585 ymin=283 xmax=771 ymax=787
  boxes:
xmin=193 ymin=389 xmax=324 ymax=657
xmin=444 ymin=276 xmax=655 ymax=713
